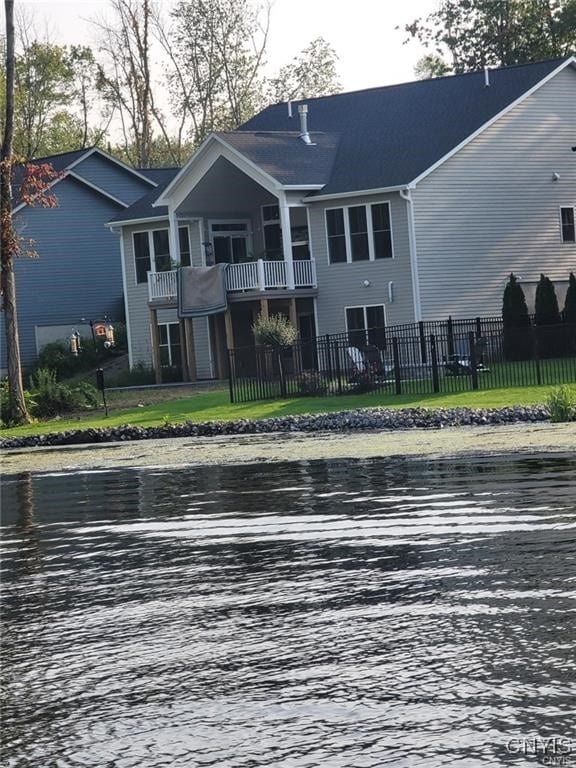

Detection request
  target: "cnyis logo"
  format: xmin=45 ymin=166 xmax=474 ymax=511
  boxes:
xmin=506 ymin=737 xmax=574 ymax=765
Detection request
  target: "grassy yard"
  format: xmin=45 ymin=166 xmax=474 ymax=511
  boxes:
xmin=0 ymin=382 xmax=566 ymax=439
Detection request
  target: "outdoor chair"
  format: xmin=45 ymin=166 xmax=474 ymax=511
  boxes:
xmin=443 ymin=338 xmax=490 ymax=376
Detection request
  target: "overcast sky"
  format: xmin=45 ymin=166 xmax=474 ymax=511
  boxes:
xmin=12 ymin=0 xmax=440 ymax=92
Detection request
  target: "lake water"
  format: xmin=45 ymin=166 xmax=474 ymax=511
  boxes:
xmin=1 ymin=453 xmax=575 ymax=767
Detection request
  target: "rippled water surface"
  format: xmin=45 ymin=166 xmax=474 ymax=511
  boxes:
xmin=2 ymin=453 xmax=576 ymax=767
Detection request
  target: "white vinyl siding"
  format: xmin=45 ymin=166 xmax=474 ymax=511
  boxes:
xmin=309 ymin=192 xmax=414 ymax=335
xmin=121 ymin=221 xmax=213 ymax=378
xmin=414 ymin=65 xmax=576 ymax=319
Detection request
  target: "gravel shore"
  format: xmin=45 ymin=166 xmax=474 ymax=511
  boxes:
xmin=2 ymin=414 xmax=574 ymax=476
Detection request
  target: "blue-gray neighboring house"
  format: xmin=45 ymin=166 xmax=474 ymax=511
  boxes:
xmin=0 ymin=148 xmax=176 ymax=374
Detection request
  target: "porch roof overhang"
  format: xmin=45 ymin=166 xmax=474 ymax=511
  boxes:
xmin=154 ymin=132 xmax=335 ymax=211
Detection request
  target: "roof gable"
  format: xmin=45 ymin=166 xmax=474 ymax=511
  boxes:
xmin=13 ymin=147 xmax=158 ymax=211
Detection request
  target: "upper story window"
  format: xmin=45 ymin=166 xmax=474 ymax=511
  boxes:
xmin=133 ymin=226 xmax=191 ymax=284
xmin=560 ymin=207 xmax=575 ymax=243
xmin=326 ymin=202 xmax=393 ymax=264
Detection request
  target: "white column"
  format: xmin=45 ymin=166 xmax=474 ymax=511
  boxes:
xmin=279 ymin=193 xmax=295 ymax=290
xmin=257 ymin=258 xmax=266 ymax=290
xmin=168 ymin=208 xmax=181 ymax=266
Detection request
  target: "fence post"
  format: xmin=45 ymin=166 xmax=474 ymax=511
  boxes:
xmin=228 ymin=350 xmax=235 ymax=403
xmin=430 ymin=334 xmax=440 ymax=393
xmin=325 ymin=334 xmax=333 ymax=381
xmin=447 ymin=316 xmax=454 ymax=357
xmin=392 ymin=337 xmax=402 ymax=395
xmin=334 ymin=341 xmax=343 ymax=395
xmin=419 ymin=321 xmax=427 ymax=363
xmin=469 ymin=331 xmax=479 ymax=390
xmin=532 ymin=326 xmax=542 ymax=386
xmin=475 ymin=317 xmax=482 ymax=340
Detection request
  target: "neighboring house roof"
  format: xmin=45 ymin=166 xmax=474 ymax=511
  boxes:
xmin=239 ymin=57 xmax=574 ymax=196
xmin=108 ymin=168 xmax=181 ymax=225
xmin=137 ymin=167 xmax=181 ymax=184
xmin=214 ymin=130 xmax=340 ymax=186
xmin=12 ymin=147 xmax=158 ymax=210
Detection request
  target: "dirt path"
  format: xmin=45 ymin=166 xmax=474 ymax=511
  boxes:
xmin=2 ymin=422 xmax=575 ymax=476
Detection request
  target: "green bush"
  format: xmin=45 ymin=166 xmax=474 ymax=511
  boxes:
xmin=546 ymin=385 xmax=576 ymax=423
xmin=252 ymin=313 xmax=298 ymax=348
xmin=29 ymin=368 xmax=99 ymax=417
xmin=0 ymin=380 xmax=37 ymax=427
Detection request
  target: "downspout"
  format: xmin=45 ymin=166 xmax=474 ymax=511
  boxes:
xmin=399 ymin=186 xmax=422 ymax=322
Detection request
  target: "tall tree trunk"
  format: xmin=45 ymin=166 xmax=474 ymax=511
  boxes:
xmin=1 ymin=0 xmax=31 ymax=425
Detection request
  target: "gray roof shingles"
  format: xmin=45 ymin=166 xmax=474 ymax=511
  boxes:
xmin=239 ymin=57 xmax=571 ymax=195
xmin=216 ymin=130 xmax=340 ymax=186
xmin=109 ymin=57 xmax=572 ymax=223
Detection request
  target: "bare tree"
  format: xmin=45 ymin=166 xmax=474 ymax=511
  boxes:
xmin=165 ymin=0 xmax=270 ymax=146
xmin=94 ymin=0 xmax=156 ymax=167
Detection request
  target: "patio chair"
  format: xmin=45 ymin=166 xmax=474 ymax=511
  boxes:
xmin=346 ymin=346 xmax=366 ymax=379
xmin=443 ymin=337 xmax=490 ymax=376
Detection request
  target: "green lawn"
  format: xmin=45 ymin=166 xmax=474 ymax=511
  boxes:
xmin=0 ymin=383 xmax=566 ymax=439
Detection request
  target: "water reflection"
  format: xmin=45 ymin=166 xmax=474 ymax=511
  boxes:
xmin=1 ymin=454 xmax=575 ymax=767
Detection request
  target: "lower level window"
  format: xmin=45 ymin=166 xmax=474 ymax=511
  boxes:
xmin=346 ymin=305 xmax=386 ymax=348
xmin=158 ymin=323 xmax=182 ymax=369
xmin=561 ymin=207 xmax=575 ymax=243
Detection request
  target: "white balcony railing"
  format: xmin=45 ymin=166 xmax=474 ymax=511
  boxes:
xmin=148 ymin=270 xmax=178 ymax=301
xmin=147 ymin=259 xmax=317 ymax=301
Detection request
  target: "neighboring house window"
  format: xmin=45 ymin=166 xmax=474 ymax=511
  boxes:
xmin=262 ymin=205 xmax=282 ymax=260
xmin=158 ymin=323 xmax=182 ymax=369
xmin=133 ymin=227 xmax=190 ymax=284
xmin=346 ymin=304 xmax=386 ymax=348
xmin=326 ymin=202 xmax=393 ymax=263
xmin=560 ymin=207 xmax=575 ymax=243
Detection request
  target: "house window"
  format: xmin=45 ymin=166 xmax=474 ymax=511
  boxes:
xmin=134 ymin=232 xmax=151 ymax=284
xmin=158 ymin=323 xmax=182 ymax=369
xmin=349 ymin=206 xmax=370 ymax=261
xmin=133 ymin=226 xmax=191 ymax=283
xmin=179 ymin=226 xmax=191 ymax=267
xmin=560 ymin=207 xmax=575 ymax=243
xmin=371 ymin=203 xmax=393 ymax=259
xmin=262 ymin=204 xmax=282 ymax=260
xmin=326 ymin=208 xmax=347 ymax=263
xmin=326 ymin=202 xmax=393 ymax=263
xmin=210 ymin=221 xmax=250 ymax=265
xmin=345 ymin=304 xmax=386 ymax=348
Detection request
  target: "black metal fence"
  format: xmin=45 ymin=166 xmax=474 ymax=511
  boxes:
xmin=227 ymin=316 xmax=576 ymax=403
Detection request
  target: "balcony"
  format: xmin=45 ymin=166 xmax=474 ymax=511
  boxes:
xmin=148 ymin=259 xmax=317 ymax=302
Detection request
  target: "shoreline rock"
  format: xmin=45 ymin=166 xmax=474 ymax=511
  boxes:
xmin=0 ymin=405 xmax=551 ymax=450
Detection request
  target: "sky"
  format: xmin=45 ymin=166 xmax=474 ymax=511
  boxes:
xmin=11 ymin=0 xmax=441 ymax=92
